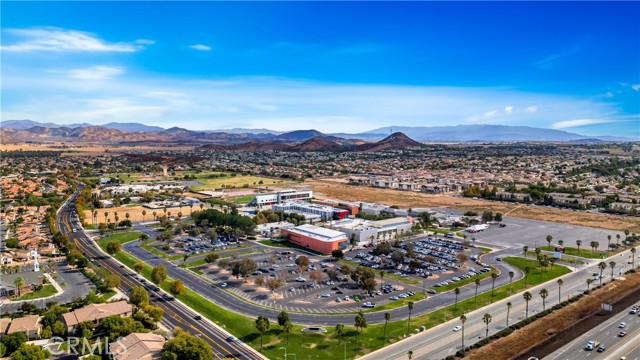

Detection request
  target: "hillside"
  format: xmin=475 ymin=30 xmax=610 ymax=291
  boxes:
xmin=356 ymin=132 xmax=424 ymax=151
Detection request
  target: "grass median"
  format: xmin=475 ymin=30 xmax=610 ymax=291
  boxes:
xmin=538 ymin=245 xmax=606 ymax=259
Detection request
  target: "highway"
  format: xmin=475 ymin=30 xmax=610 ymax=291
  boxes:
xmin=359 ymin=247 xmax=640 ymax=360
xmin=57 ymin=189 xmax=266 ymax=360
xmin=545 ymin=303 xmax=640 ymax=360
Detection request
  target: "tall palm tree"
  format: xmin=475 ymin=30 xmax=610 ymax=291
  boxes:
xmin=546 ymin=235 xmax=553 ymax=248
xmin=523 ymin=291 xmax=532 ymax=319
xmin=474 ymin=278 xmax=480 ymax=305
xmin=539 ymin=288 xmax=549 ymax=311
xmin=590 ymin=241 xmax=597 ymax=255
xmin=523 ymin=246 xmax=529 ymax=259
xmin=558 ymin=239 xmax=564 ymax=246
xmin=607 ymin=235 xmax=612 ymax=254
xmin=508 ymin=271 xmax=515 ymax=295
xmin=557 ymin=278 xmax=564 ymax=303
xmin=14 ymin=277 xmax=25 ymax=297
xmin=380 ymin=271 xmax=385 ymax=291
xmin=616 ymin=234 xmax=621 ymax=247
xmin=586 ymin=278 xmax=593 ymax=292
xmin=125 ymin=212 xmax=130 ymax=222
xmin=490 ymin=272 xmax=498 ymax=297
xmin=454 ymin=287 xmax=461 ymax=310
xmin=104 ymin=211 xmax=109 ymax=225
xmin=152 ymin=211 xmax=157 ymax=222
xmin=482 ymin=313 xmax=492 ymax=338
xmin=92 ymin=210 xmax=98 ymax=226
xmin=524 ymin=266 xmax=531 ymax=288
xmin=383 ymin=312 xmax=391 ymax=343
xmin=598 ymin=262 xmax=607 ymax=286
xmin=199 ymin=203 xmax=204 ymax=211
xmin=609 ymin=261 xmax=616 ymax=280
xmin=506 ymin=302 xmax=512 ymax=328
xmin=460 ymin=314 xmax=467 ymax=353
xmin=631 ymin=247 xmax=637 ymax=269
xmin=576 ymin=239 xmax=582 ymax=254
xmin=408 ymin=351 xmax=414 ymax=360
xmin=406 ymin=302 xmax=414 ymax=334
xmin=142 ymin=209 xmax=146 ymax=223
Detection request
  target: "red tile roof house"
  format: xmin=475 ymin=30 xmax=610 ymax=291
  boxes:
xmin=7 ymin=315 xmax=42 ymax=340
xmin=109 ymin=332 xmax=166 ymax=360
xmin=62 ymin=300 xmax=132 ymax=333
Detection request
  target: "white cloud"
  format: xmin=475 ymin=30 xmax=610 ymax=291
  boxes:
xmin=632 ymin=84 xmax=640 ymax=92
xmin=504 ymin=106 xmax=514 ymax=114
xmin=189 ymin=44 xmax=212 ymax=51
xmin=604 ymin=91 xmax=614 ymax=98
xmin=68 ymin=66 xmax=124 ymax=80
xmin=484 ymin=109 xmax=499 ymax=117
xmin=1 ymin=27 xmax=150 ymax=52
xmin=524 ymin=106 xmax=538 ymax=113
xmin=551 ymin=118 xmax=619 ymax=129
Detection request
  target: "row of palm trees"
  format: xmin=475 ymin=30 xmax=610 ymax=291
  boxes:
xmin=89 ymin=202 xmax=206 ymax=226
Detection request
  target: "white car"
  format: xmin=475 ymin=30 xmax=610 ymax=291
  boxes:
xmin=220 ymin=282 xmax=227 ymax=288
xmin=321 ymin=293 xmax=331 ymax=297
xmin=453 ymin=326 xmax=462 ymax=332
xmin=618 ymin=322 xmax=626 ymax=328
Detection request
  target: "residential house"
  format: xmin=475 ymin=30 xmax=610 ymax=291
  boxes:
xmin=7 ymin=315 xmax=42 ymax=340
xmin=62 ymin=300 xmax=133 ymax=333
xmin=109 ymin=332 xmax=166 ymax=360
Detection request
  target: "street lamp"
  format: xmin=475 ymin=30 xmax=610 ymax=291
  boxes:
xmin=344 ymin=341 xmax=351 ymax=360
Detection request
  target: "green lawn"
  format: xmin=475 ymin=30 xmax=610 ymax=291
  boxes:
xmin=190 ymin=174 xmax=288 ymax=191
xmin=258 ymin=239 xmax=289 ymax=248
xmin=97 ymin=231 xmax=144 ymax=248
xmin=228 ymin=195 xmax=256 ymax=203
xmin=14 ymin=285 xmax=57 ymax=301
xmin=538 ymin=245 xmax=605 ymax=259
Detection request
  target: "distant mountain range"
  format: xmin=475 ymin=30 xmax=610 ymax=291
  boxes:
xmin=1 ymin=120 xmax=637 ymax=145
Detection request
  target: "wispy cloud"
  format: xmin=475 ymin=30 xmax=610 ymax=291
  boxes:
xmin=632 ymin=84 xmax=640 ymax=92
xmin=551 ymin=118 xmax=619 ymax=129
xmin=68 ymin=66 xmax=124 ymax=80
xmin=536 ymin=41 xmax=585 ymax=69
xmin=0 ymin=27 xmax=151 ymax=52
xmin=524 ymin=106 xmax=538 ymax=113
xmin=189 ymin=44 xmax=212 ymax=51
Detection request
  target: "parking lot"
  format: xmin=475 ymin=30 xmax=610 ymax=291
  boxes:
xmin=192 ymin=234 xmax=490 ymax=313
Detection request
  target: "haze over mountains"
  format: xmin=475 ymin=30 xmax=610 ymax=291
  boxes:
xmin=1 ymin=120 xmax=637 ymax=144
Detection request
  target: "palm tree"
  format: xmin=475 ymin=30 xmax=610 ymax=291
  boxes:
xmin=490 ymin=272 xmax=498 ymax=297
xmin=92 ymin=210 xmax=98 ymax=226
xmin=523 ymin=291 xmax=532 ymax=319
xmin=607 ymin=235 xmax=612 ymax=254
xmin=354 ymin=311 xmax=367 ymax=351
xmin=474 ymin=278 xmax=480 ymax=305
xmin=616 ymin=234 xmax=621 ymax=247
xmin=558 ymin=239 xmax=564 ymax=246
xmin=598 ymin=262 xmax=607 ymax=286
xmin=609 ymin=261 xmax=616 ymax=280
xmin=383 ymin=312 xmax=391 ymax=343
xmin=586 ymin=278 xmax=593 ymax=292
xmin=590 ymin=241 xmax=597 ymax=255
xmin=506 ymin=302 xmax=512 ymax=328
xmin=104 ymin=211 xmax=109 ymax=226
xmin=454 ymin=287 xmax=460 ymax=310
xmin=631 ymin=247 xmax=637 ymax=269
xmin=14 ymin=276 xmax=25 ymax=297
xmin=125 ymin=212 xmax=130 ymax=222
xmin=379 ymin=271 xmax=385 ymax=290
xmin=524 ymin=266 xmax=531 ymax=288
xmin=335 ymin=323 xmax=344 ymax=343
xmin=523 ymin=245 xmax=529 ymax=258
xmin=539 ymin=288 xmax=549 ymax=311
xmin=546 ymin=235 xmax=553 ymax=248
xmin=408 ymin=350 xmax=414 ymax=360
xmin=482 ymin=313 xmax=492 ymax=338
xmin=199 ymin=203 xmax=204 ymax=211
xmin=508 ymin=271 xmax=515 ymax=295
xmin=557 ymin=278 xmax=564 ymax=303
xmin=142 ymin=209 xmax=146 ymax=223
xmin=406 ymin=301 xmax=414 ymax=334
xmin=255 ymin=316 xmax=269 ymax=351
xmin=460 ymin=314 xmax=467 ymax=353
xmin=576 ymin=239 xmax=582 ymax=254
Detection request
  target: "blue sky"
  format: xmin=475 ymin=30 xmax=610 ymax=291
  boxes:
xmin=1 ymin=1 xmax=638 ymax=136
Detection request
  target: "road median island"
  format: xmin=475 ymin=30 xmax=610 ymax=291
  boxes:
xmin=463 ymin=270 xmax=640 ymax=360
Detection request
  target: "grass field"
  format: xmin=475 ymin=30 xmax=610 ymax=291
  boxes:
xmin=15 ymin=285 xmax=57 ymax=301
xmin=190 ymin=174 xmax=288 ymax=191
xmin=97 ymin=231 xmax=144 ymax=248
xmin=539 ymin=245 xmax=606 ymax=259
xmin=228 ymin=195 xmax=256 ymax=203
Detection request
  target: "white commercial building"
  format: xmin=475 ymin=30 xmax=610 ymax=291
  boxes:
xmin=249 ymin=189 xmax=313 ymax=207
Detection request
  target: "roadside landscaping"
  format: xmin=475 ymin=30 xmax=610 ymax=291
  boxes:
xmin=14 ymin=285 xmax=57 ymax=301
xmin=539 ymin=245 xmax=605 ymax=259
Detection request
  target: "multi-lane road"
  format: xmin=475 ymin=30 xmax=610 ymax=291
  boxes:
xmin=545 ymin=303 xmax=640 ymax=360
xmin=57 ymin=189 xmax=265 ymax=360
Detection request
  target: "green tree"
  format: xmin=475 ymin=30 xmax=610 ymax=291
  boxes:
xmin=576 ymin=239 xmax=582 ymax=254
xmin=482 ymin=313 xmax=492 ymax=338
xmin=506 ymin=301 xmax=512 ymax=328
xmin=598 ymin=261 xmax=607 ymax=286
xmin=406 ymin=301 xmax=414 ymax=335
xmin=9 ymin=344 xmax=50 ymax=360
xmin=460 ymin=314 xmax=467 ymax=354
xmin=609 ymin=261 xmax=616 ymax=279
xmin=169 ymin=280 xmax=185 ymax=296
xmin=105 ymin=274 xmax=121 ymax=289
xmin=522 ymin=246 xmax=528 ymax=259
xmin=13 ymin=277 xmax=25 ymax=297
xmin=106 ymin=241 xmax=121 ymax=255
xmin=383 ymin=312 xmax=391 ymax=343
xmin=354 ymin=311 xmax=367 ymax=351
xmin=277 ymin=311 xmax=289 ymax=328
xmin=130 ymin=286 xmax=149 ymax=308
xmin=490 ymin=272 xmax=499 ymax=297
xmin=255 ymin=316 xmax=270 ymax=351
xmin=204 ymin=253 xmax=219 ymax=264
xmin=134 ymin=262 xmax=144 ymax=274
xmin=454 ymin=287 xmax=461 ymax=310
xmin=151 ymin=264 xmax=168 ymax=285
xmin=335 ymin=323 xmax=345 ymax=343
xmin=546 ymin=235 xmax=553 ymax=248
xmin=508 ymin=271 xmax=515 ymax=295
xmin=160 ymin=328 xmax=213 ymax=360
xmin=1 ymin=332 xmax=27 ymax=354
xmin=523 ymin=291 xmax=532 ymax=319
xmin=283 ymin=320 xmax=293 ymax=345
xmin=539 ymin=288 xmax=549 ymax=311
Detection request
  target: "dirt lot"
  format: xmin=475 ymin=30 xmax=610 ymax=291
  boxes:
xmin=464 ymin=271 xmax=640 ymax=360
xmin=0 ymin=142 xmax=195 ymax=155
xmin=85 ymin=204 xmax=206 ymax=223
xmin=305 ymin=179 xmax=640 ymax=232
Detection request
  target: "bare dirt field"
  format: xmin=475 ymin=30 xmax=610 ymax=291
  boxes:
xmin=85 ymin=203 xmax=207 ymax=223
xmin=305 ymin=179 xmax=640 ymax=232
xmin=0 ymin=142 xmax=195 ymax=155
xmin=465 ymin=271 xmax=640 ymax=360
